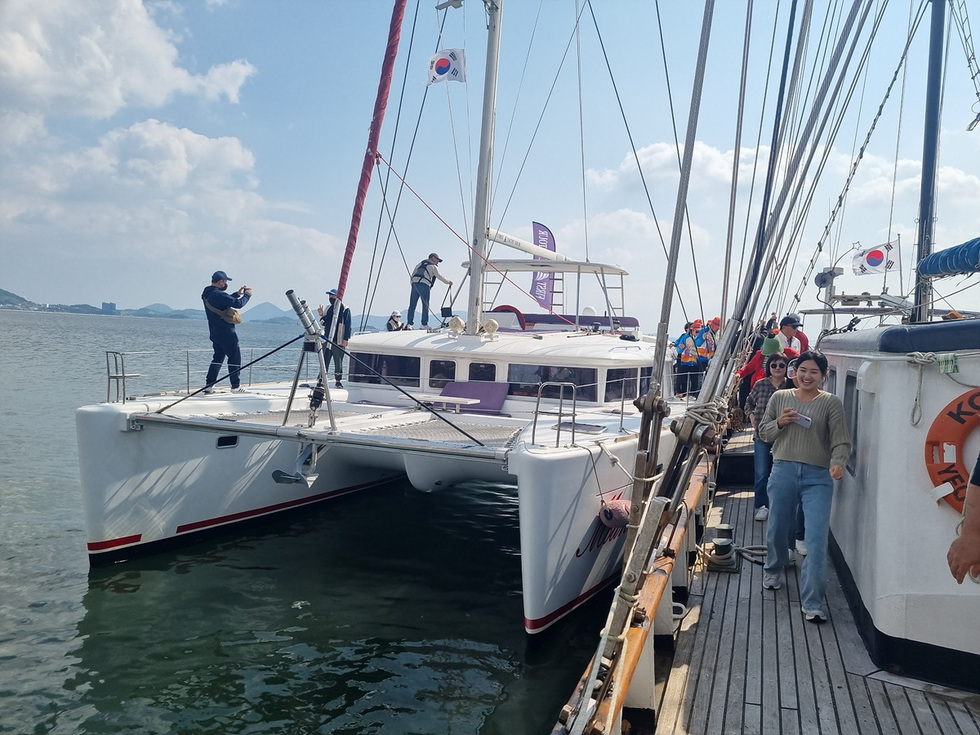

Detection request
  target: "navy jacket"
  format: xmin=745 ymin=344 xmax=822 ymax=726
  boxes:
xmin=320 ymin=301 xmax=352 ymax=344
xmin=202 ymin=285 xmax=251 ymax=338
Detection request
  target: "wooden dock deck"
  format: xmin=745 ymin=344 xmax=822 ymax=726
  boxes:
xmin=655 ymin=482 xmax=980 ymax=735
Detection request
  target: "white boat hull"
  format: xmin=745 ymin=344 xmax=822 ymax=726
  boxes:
xmin=822 ymin=322 xmax=980 ymax=689
xmin=76 ymin=385 xmax=670 ymax=633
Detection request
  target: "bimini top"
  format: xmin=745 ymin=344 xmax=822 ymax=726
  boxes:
xmin=917 ymin=237 xmax=980 ymax=277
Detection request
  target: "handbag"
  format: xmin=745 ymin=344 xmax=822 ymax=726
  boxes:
xmin=203 ymin=298 xmax=242 ymax=324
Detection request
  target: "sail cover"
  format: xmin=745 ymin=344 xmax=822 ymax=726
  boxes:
xmin=917 ymin=237 xmax=980 ymax=277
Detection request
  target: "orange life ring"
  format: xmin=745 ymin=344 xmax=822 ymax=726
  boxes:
xmin=923 ymin=387 xmax=980 ymax=514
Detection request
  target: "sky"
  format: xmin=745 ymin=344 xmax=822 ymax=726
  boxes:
xmin=2 ymin=0 xmax=980 ymax=334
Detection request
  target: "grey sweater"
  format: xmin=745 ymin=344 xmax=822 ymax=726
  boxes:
xmin=759 ymin=389 xmax=851 ymax=469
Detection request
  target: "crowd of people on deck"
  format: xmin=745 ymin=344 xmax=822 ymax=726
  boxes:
xmin=671 ymin=316 xmax=721 ymax=398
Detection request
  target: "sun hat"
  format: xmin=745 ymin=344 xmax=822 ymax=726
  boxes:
xmin=692 ymin=319 xmax=703 ymax=329
xmin=212 ymin=270 xmax=231 ymax=282
xmin=708 ymin=316 xmax=721 ymax=330
xmin=761 ymin=335 xmax=783 ymax=356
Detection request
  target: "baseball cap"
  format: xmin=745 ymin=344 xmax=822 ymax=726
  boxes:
xmin=212 ymin=270 xmax=231 ymax=282
xmin=779 ymin=315 xmax=801 ymax=328
xmin=391 ymin=310 xmax=401 ymax=317
xmin=428 ymin=252 xmax=443 ymax=262
xmin=326 ymin=288 xmax=338 ymax=296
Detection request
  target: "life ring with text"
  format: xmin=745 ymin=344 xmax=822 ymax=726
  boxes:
xmin=923 ymin=387 xmax=980 ymax=514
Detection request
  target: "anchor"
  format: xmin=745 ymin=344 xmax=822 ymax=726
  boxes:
xmin=272 ymin=442 xmax=319 ymax=487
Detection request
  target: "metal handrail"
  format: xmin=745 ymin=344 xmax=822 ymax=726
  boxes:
xmin=530 ymin=381 xmax=577 ymax=447
xmin=102 ymin=347 xmax=307 ymax=403
xmin=105 ymin=351 xmax=148 ymax=403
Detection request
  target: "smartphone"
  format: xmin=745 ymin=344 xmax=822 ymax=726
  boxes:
xmin=794 ymin=413 xmax=812 ymax=428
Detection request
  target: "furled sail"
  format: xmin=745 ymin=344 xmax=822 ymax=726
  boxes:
xmin=917 ymin=237 xmax=980 ymax=277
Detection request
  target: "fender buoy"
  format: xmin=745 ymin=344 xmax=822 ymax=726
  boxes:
xmin=923 ymin=387 xmax=980 ymax=514
xmin=599 ymin=499 xmax=631 ymax=529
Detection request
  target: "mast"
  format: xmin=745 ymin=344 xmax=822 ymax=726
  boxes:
xmin=911 ymin=0 xmax=945 ymax=324
xmin=466 ymin=0 xmax=503 ymax=335
xmin=337 ymin=0 xmax=408 ymax=300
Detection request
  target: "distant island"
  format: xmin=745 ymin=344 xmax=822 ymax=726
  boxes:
xmin=0 ymin=286 xmax=395 ymax=329
xmin=0 ymin=286 xmax=302 ymax=324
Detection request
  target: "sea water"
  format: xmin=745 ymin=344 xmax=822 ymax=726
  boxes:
xmin=0 ymin=310 xmax=609 ymax=734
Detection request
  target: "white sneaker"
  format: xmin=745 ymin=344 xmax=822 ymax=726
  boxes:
xmin=202 ymin=387 xmax=215 ymax=394
xmin=232 ymin=387 xmax=247 ymax=393
xmin=762 ymin=572 xmax=782 ymax=590
xmin=795 ymin=539 xmax=808 ymax=556
xmin=754 ymin=506 xmax=769 ymax=521
xmin=803 ymin=607 xmax=827 ymax=623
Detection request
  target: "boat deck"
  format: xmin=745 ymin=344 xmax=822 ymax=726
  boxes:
xmin=655 ymin=483 xmax=980 ymax=735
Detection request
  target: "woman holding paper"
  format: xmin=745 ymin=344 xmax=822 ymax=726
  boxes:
xmin=758 ymin=350 xmax=851 ymax=623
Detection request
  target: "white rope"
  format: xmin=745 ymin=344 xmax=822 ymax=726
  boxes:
xmin=907 ymin=351 xmax=936 ymax=426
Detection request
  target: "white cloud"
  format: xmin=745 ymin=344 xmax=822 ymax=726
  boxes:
xmin=0 ymin=0 xmax=255 ymax=119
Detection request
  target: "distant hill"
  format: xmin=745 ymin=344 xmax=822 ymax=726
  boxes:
xmin=0 ymin=287 xmax=31 ymax=306
xmin=0 ymin=287 xmax=464 ymax=328
xmin=243 ymin=302 xmax=291 ymax=322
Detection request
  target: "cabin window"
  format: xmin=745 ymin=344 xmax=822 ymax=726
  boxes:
xmin=506 ymin=364 xmax=597 ymax=402
xmin=826 ymin=367 xmax=838 ymax=394
xmin=350 ymin=353 xmax=421 ymax=387
xmin=429 ymin=359 xmax=456 ymax=389
xmin=605 ymin=368 xmax=639 ymax=402
xmin=469 ymin=362 xmax=496 ymax=382
xmin=639 ymin=366 xmax=654 ymax=396
xmin=843 ymin=372 xmax=858 ymax=475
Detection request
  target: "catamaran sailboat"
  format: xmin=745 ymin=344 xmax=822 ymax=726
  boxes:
xmin=75 ymin=0 xmax=678 ymax=634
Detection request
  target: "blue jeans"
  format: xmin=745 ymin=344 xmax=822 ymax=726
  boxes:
xmin=764 ymin=460 xmax=834 ymax=612
xmin=752 ymin=437 xmax=772 ymax=509
xmin=407 ymin=282 xmax=431 ymax=327
xmin=206 ymin=332 xmax=242 ymax=389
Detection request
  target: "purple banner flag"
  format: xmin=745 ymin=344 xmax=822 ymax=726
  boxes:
xmin=531 ymin=221 xmax=556 ymax=310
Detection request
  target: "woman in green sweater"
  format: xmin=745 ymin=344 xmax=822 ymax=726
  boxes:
xmin=759 ymin=350 xmax=851 ymax=622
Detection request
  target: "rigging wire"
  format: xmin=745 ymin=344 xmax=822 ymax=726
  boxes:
xmin=733 ymin=3 xmax=783 ymax=320
xmin=582 ymin=0 xmax=688 ymax=316
xmin=787 ymin=1 xmax=928 ymax=315
xmin=374 ymin=151 xmax=582 ymax=327
xmin=486 ymin=0 xmax=546 ymax=249
xmin=358 ymin=0 xmax=429 ymax=330
xmin=574 ymin=0 xmax=590 ymax=262
xmin=886 ymin=0 xmax=916 ymax=298
xmin=722 ymin=0 xmax=756 ymax=326
xmin=653 ymin=0 xmax=703 ymax=323
xmin=489 ymin=2 xmax=589 ymax=244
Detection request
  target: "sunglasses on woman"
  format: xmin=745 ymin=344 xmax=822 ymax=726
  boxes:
xmin=769 ymin=362 xmax=787 ymax=368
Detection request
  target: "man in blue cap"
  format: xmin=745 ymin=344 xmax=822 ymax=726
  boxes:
xmin=317 ymin=288 xmax=351 ymax=388
xmin=201 ymin=270 xmax=252 ymax=393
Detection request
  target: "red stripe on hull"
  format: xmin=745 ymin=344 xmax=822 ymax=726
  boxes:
xmin=88 ymin=533 xmax=143 ymax=551
xmin=524 ymin=571 xmax=620 ymax=632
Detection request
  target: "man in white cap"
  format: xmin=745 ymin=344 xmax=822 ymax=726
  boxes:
xmin=407 ymin=252 xmax=452 ymax=329
xmin=387 ymin=310 xmax=408 ymax=331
